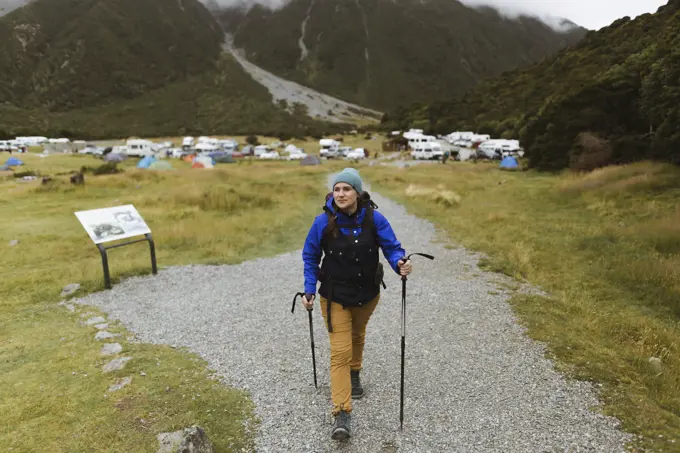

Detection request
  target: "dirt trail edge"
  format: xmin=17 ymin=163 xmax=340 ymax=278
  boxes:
xmin=74 ymin=189 xmax=631 ymax=453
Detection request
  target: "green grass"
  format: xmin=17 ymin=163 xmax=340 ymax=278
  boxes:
xmin=0 ymin=152 xmax=336 ymax=452
xmin=361 ymin=160 xmax=680 ymax=452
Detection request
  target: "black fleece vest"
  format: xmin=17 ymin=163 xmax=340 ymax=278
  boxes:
xmin=318 ymin=207 xmax=381 ymax=309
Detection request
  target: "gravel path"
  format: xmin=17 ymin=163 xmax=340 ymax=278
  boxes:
xmin=74 ymin=188 xmax=631 ymax=452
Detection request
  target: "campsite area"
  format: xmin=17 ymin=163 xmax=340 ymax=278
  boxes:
xmin=1 ymin=137 xmax=679 ymax=452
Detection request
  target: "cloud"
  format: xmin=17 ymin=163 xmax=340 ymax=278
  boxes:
xmin=202 ymin=0 xmax=288 ymax=11
xmin=201 ymin=0 xmax=666 ymax=30
xmin=458 ymin=0 xmax=580 ymax=31
xmin=201 ymin=0 xmax=580 ymax=30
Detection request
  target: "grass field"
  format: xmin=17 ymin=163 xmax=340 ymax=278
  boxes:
xmin=0 ymin=150 xmax=346 ymax=452
xmin=5 ymin=144 xmax=679 ymax=452
xmin=362 ymin=160 xmax=680 ymax=452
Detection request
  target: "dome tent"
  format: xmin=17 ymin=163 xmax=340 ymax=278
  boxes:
xmin=149 ymin=160 xmax=173 ymax=170
xmin=192 ymin=156 xmax=214 ymax=169
xmin=300 ymin=155 xmax=321 ymax=166
xmin=137 ymin=156 xmax=156 ymax=169
xmin=5 ymin=157 xmax=23 ymax=167
xmin=499 ymin=155 xmax=519 ymax=170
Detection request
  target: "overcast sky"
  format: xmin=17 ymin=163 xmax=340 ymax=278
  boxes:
xmin=460 ymin=0 xmax=668 ymax=30
xmin=0 ymin=0 xmax=670 ymax=30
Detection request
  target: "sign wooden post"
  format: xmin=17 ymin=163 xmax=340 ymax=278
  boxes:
xmin=75 ymin=205 xmax=157 ymax=289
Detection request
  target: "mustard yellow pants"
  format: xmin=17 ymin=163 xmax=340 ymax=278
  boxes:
xmin=319 ymin=294 xmax=380 ymax=416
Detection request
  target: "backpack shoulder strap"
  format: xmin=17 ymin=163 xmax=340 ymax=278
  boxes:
xmin=321 ymin=205 xmax=334 ymax=248
xmin=363 ymin=205 xmax=379 ymax=246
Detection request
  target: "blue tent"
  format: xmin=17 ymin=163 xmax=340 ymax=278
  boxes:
xmin=137 ymin=156 xmax=156 ymax=169
xmin=5 ymin=157 xmax=23 ymax=167
xmin=499 ymin=156 xmax=519 ymax=170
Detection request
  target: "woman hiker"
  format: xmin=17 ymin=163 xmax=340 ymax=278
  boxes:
xmin=301 ymin=167 xmax=412 ymax=440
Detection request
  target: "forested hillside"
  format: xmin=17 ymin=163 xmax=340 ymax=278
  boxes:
xmin=383 ymin=1 xmax=680 ymax=170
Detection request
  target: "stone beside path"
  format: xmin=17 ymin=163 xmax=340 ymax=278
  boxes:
xmin=101 ymin=343 xmax=123 ymax=356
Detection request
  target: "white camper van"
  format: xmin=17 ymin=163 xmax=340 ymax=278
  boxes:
xmin=253 ymin=145 xmax=272 ymax=157
xmin=182 ymin=137 xmax=195 ymax=149
xmin=406 ymin=133 xmax=437 ymax=150
xmin=477 ymin=139 xmax=522 ymax=159
xmin=319 ymin=139 xmax=340 ymax=158
xmin=412 ymin=142 xmax=443 ymax=160
xmin=125 ymin=139 xmax=155 ymax=157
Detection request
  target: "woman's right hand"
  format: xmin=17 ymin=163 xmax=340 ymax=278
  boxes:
xmin=302 ymin=293 xmax=315 ymax=310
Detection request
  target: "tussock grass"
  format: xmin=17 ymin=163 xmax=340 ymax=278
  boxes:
xmin=362 ymin=161 xmax=680 ymax=452
xmin=1 ymin=153 xmax=331 ymax=452
xmin=405 ymin=184 xmax=461 ymax=207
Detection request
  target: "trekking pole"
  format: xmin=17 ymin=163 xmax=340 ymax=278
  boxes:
xmin=292 ymin=292 xmax=318 ymax=388
xmin=399 ymin=253 xmax=435 ymax=431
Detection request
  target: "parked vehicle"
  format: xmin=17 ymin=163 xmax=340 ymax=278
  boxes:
xmin=477 ymin=139 xmax=521 ymax=160
xmin=124 ymin=139 xmax=155 ymax=157
xmin=254 ymin=145 xmax=271 ymax=157
xmin=288 ymin=150 xmax=308 ymax=160
xmin=319 ymin=139 xmax=340 ymax=157
xmin=337 ymin=146 xmax=353 ymax=157
xmin=259 ymin=150 xmax=280 ymax=160
xmin=345 ymin=148 xmax=366 ymax=160
xmin=412 ymin=142 xmax=444 ymax=160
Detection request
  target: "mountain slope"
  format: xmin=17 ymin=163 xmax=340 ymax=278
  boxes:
xmin=0 ymin=0 xmax=224 ymax=110
xmin=0 ymin=0 xmax=30 ymax=16
xmin=384 ymin=0 xmax=680 ymax=170
xmin=0 ymin=54 xmax=350 ymax=139
xmin=214 ymin=0 xmax=586 ymax=111
xmin=0 ymin=0 xmax=353 ymax=138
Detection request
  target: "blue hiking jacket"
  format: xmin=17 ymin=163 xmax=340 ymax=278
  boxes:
xmin=302 ymin=198 xmax=406 ymax=295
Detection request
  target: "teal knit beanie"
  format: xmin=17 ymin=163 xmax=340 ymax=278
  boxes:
xmin=332 ymin=167 xmax=363 ymax=194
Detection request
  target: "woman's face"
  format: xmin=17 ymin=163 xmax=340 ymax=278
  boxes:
xmin=333 ymin=182 xmax=358 ymax=212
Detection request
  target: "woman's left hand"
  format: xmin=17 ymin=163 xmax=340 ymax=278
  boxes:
xmin=398 ymin=259 xmax=412 ymax=276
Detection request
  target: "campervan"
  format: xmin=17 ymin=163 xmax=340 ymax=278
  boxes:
xmin=445 ymin=131 xmax=474 ymax=144
xmin=182 ymin=137 xmax=195 ymax=149
xmin=259 ymin=150 xmax=280 ymax=160
xmin=403 ymin=129 xmax=424 ymax=140
xmin=254 ymin=145 xmax=271 ymax=157
xmin=406 ymin=134 xmax=437 ymax=150
xmin=125 ymin=139 xmax=156 ymax=157
xmin=477 ymin=140 xmax=521 ymax=159
xmin=319 ymin=139 xmax=340 ymax=158
xmin=337 ymin=146 xmax=353 ymax=157
xmin=412 ymin=142 xmax=443 ymax=160
xmin=346 ymin=148 xmax=366 ymax=160
xmin=15 ymin=136 xmax=48 ymax=147
xmin=0 ymin=141 xmax=18 ymax=152
xmin=456 ymin=148 xmax=477 ymax=161
xmin=197 ymin=136 xmax=219 ymax=147
xmin=219 ymin=139 xmax=239 ymax=152
xmin=287 ymin=150 xmax=308 ymax=160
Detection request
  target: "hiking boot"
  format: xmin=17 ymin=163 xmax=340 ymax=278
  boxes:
xmin=331 ymin=410 xmax=351 ymax=440
xmin=351 ymin=370 xmax=364 ymax=399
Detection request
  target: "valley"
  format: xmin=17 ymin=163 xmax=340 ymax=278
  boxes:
xmin=1 ymin=0 xmax=678 ymax=451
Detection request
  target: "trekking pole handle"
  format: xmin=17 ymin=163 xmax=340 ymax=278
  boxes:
xmin=399 ymin=252 xmax=435 ymax=280
xmin=406 ymin=252 xmax=435 ymax=261
xmin=291 ymin=292 xmax=314 ymax=313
